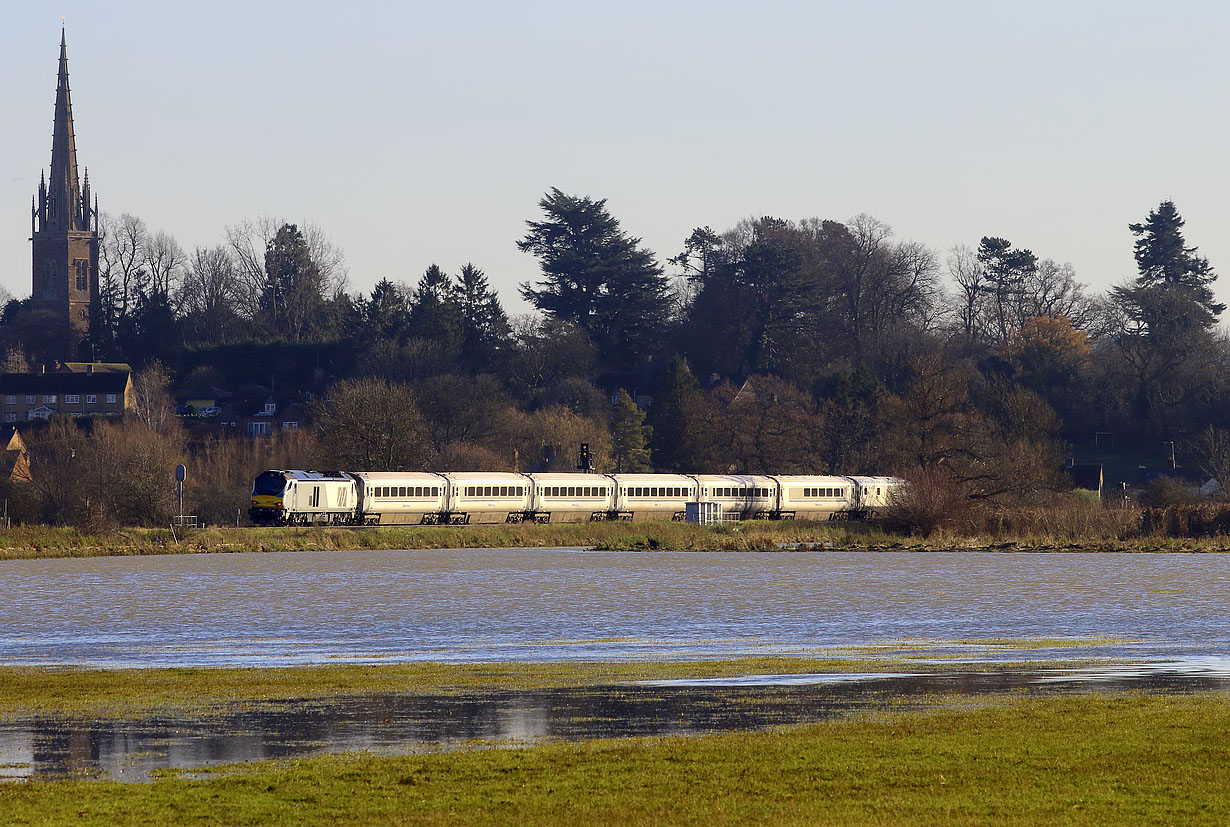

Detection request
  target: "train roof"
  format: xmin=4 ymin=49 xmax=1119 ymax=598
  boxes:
xmin=350 ymin=472 xmax=445 ymax=482
xmin=771 ymin=475 xmax=859 ymax=484
xmin=691 ymin=474 xmax=776 ymax=484
xmin=279 ymin=470 xmax=351 ymax=482
xmin=530 ymin=472 xmax=614 ymax=483
xmin=608 ymin=473 xmax=696 ymax=484
xmin=439 ymin=471 xmax=528 ymax=482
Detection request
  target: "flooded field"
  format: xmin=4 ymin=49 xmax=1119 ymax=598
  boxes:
xmin=3 ymin=663 xmax=1228 ymax=782
xmin=0 ymin=548 xmax=1226 ymax=781
xmin=0 ymin=548 xmax=1225 ymax=667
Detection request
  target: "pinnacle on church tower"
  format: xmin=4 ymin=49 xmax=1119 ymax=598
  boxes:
xmin=31 ymin=27 xmax=99 ymax=357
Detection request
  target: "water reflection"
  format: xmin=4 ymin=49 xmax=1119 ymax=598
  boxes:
xmin=2 ymin=662 xmax=1228 ymax=782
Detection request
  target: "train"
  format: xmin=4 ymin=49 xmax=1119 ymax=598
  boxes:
xmin=248 ymin=469 xmax=902 ymax=526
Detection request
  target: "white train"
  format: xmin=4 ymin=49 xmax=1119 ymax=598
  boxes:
xmin=249 ymin=470 xmax=901 ymax=526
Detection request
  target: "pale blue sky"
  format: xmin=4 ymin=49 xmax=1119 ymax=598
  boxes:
xmin=4 ymin=1 xmax=1229 ymax=315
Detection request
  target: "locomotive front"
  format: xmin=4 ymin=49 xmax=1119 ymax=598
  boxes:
xmin=249 ymin=470 xmax=290 ymax=526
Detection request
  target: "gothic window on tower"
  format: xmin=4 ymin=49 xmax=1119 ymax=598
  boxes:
xmin=44 ymin=260 xmax=56 ymax=291
xmin=74 ymin=260 xmax=88 ymax=291
xmin=79 ymin=309 xmax=87 ymax=321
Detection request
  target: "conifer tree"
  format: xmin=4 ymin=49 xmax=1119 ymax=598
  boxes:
xmin=1126 ymin=199 xmax=1223 ymax=318
xmin=518 ymin=188 xmax=668 ymax=371
xmin=611 ymin=389 xmax=652 ymax=472
xmin=455 ymin=263 xmax=510 ymax=372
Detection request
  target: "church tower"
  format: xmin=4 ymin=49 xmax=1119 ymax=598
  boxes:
xmin=31 ymin=29 xmax=99 ymax=357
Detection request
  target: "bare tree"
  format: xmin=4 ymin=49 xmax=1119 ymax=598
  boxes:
xmin=143 ymin=231 xmax=187 ymax=299
xmin=131 ymin=362 xmax=177 ymax=433
xmin=98 ymin=212 xmax=150 ymax=321
xmin=179 ymin=245 xmax=243 ymax=343
xmin=225 ymin=216 xmax=348 ymax=325
xmin=310 ymin=378 xmax=432 ymax=471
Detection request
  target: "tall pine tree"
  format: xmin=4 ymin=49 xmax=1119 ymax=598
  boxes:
xmin=518 ymin=188 xmax=668 ymax=372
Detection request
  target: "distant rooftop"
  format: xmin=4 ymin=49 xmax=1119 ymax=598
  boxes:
xmin=56 ymin=362 xmax=132 ymax=374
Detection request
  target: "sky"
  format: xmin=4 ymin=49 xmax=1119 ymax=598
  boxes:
xmin=3 ymin=1 xmax=1230 ymax=317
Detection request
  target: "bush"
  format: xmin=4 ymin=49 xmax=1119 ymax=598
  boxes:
xmin=882 ymin=468 xmax=969 ymax=537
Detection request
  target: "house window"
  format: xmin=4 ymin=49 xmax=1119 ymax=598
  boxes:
xmin=3 ymin=396 xmax=12 ymax=405
xmin=66 ymin=394 xmax=80 ymax=404
xmin=86 ymin=394 xmax=96 ymax=404
xmin=264 ymin=402 xmax=277 ymax=414
xmin=247 ymin=421 xmax=271 ymax=436
xmin=28 ymin=409 xmax=51 ymax=421
xmin=281 ymin=421 xmax=298 ymax=431
xmin=106 ymin=394 xmax=117 ymax=404
xmin=43 ymin=395 xmax=56 ymax=404
xmin=3 ymin=413 xmax=13 ymax=423
xmin=25 ymin=395 xmax=35 ymax=405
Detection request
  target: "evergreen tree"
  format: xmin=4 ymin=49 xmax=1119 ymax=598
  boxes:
xmin=408 ymin=264 xmax=462 ymax=349
xmin=361 ymin=278 xmax=411 ymax=342
xmin=1127 ymin=199 xmax=1223 ymax=318
xmin=647 ymin=356 xmax=710 ymax=471
xmin=976 ymin=236 xmax=1038 ymax=342
xmin=611 ymin=389 xmax=652 ymax=472
xmin=1107 ymin=201 xmax=1223 ymax=434
xmin=455 ymin=263 xmax=510 ymax=372
xmin=262 ymin=224 xmax=326 ymax=341
xmin=518 ymin=188 xmax=668 ymax=371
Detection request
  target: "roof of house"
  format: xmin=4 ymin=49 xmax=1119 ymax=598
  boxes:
xmin=0 ymin=372 xmax=130 ymax=394
xmin=56 ymin=362 xmax=132 ymax=374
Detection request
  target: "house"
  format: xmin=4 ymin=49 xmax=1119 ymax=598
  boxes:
xmin=0 ymin=368 xmax=134 ymax=422
xmin=175 ymin=386 xmax=234 ymax=412
xmin=0 ymin=427 xmax=32 ymax=483
xmin=1064 ymin=463 xmax=1103 ymax=497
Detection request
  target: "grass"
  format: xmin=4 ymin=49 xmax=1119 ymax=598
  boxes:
xmin=0 ymin=692 xmax=1225 ymax=825
xmin=2 ymin=519 xmax=1230 ymax=561
xmin=0 ymin=644 xmax=1130 ymax=718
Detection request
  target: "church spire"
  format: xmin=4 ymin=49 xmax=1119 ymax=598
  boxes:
xmin=47 ymin=27 xmax=83 ymax=231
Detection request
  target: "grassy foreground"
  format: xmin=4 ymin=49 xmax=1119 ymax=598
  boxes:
xmin=1 ymin=692 xmax=1226 ymax=825
xmin=2 ymin=521 xmax=1230 ymax=560
xmin=0 ymin=654 xmax=1053 ymax=717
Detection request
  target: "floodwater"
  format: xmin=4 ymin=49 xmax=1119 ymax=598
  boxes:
xmin=0 ymin=548 xmax=1226 ymax=667
xmin=3 ymin=664 xmax=1229 ymax=782
xmin=0 ymin=548 xmax=1227 ymax=781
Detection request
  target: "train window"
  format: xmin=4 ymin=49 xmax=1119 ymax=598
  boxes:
xmin=433 ymin=487 xmax=440 ymax=497
xmin=485 ymin=486 xmax=493 ymax=497
xmin=583 ymin=487 xmax=590 ymax=497
xmin=394 ymin=486 xmax=402 ymax=497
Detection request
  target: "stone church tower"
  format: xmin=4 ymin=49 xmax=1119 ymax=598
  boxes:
xmin=30 ymin=29 xmax=99 ymax=357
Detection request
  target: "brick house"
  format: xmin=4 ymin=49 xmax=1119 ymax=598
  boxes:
xmin=0 ymin=369 xmax=134 ymax=422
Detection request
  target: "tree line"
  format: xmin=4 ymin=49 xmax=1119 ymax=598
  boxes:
xmin=2 ymin=190 xmax=1227 ymax=527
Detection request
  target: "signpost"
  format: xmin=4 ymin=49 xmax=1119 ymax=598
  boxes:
xmin=175 ymin=463 xmax=187 ymax=525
